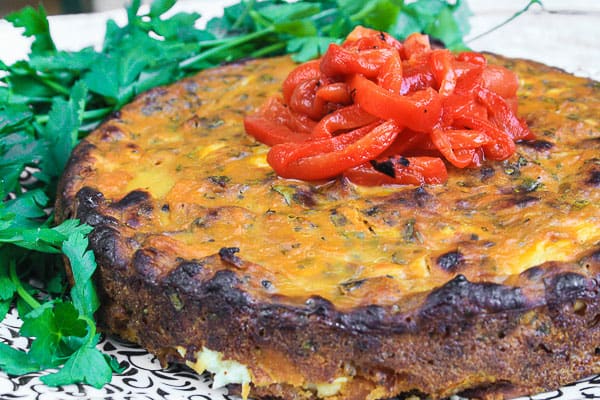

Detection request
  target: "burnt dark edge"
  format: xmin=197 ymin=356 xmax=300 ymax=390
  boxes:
xmin=66 ymin=179 xmax=600 ymax=335
xmin=55 ymin=140 xmax=97 ymax=222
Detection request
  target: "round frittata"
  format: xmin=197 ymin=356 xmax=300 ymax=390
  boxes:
xmin=56 ymin=54 xmax=600 ymax=400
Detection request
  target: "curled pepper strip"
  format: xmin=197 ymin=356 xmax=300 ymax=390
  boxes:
xmin=244 ymin=97 xmax=316 ymax=146
xmin=268 ymin=121 xmax=401 ymax=180
xmin=344 ymin=156 xmax=447 ymax=186
xmin=243 ymin=26 xmax=533 ymax=186
xmin=312 ymin=104 xmax=379 ymax=138
xmin=350 ymin=75 xmax=442 ymax=133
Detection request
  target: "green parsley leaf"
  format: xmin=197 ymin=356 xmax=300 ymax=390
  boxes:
xmin=4 ymin=5 xmax=56 ymax=54
xmin=150 ymin=12 xmax=213 ymax=42
xmin=21 ymin=301 xmax=87 ymax=368
xmin=287 ymin=36 xmax=336 ymax=62
xmin=41 ymin=335 xmax=112 ymax=388
xmin=0 ymin=300 xmax=11 ymax=322
xmin=0 ymin=256 xmax=17 ymax=302
xmin=40 ymin=81 xmax=87 ymax=177
xmin=62 ymin=232 xmax=99 ymax=318
xmin=0 ymin=104 xmax=33 ymax=133
xmin=28 ymin=48 xmax=100 ymax=73
xmin=257 ymin=3 xmax=321 ymax=23
xmin=0 ymin=132 xmax=44 ymax=193
xmin=150 ymin=0 xmax=177 ymax=17
xmin=0 ymin=343 xmax=41 ymax=375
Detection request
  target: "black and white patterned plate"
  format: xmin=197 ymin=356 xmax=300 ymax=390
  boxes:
xmin=0 ymin=307 xmax=598 ymax=400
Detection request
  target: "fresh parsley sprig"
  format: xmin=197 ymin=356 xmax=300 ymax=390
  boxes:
xmin=1 ymin=0 xmax=530 ymax=389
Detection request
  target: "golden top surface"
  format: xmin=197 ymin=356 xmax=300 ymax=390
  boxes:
xmin=67 ymin=55 xmax=600 ymax=310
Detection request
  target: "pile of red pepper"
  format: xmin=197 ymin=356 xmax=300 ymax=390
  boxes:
xmin=244 ymin=26 xmax=533 ymax=185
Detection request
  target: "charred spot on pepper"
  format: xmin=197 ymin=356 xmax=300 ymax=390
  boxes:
xmin=370 ymin=159 xmax=396 ymax=178
xmin=397 ymin=156 xmax=410 ymax=167
xmin=219 ymin=247 xmax=245 ymax=268
xmin=429 ymin=37 xmax=446 ymax=49
xmin=436 ymin=250 xmax=465 ymax=272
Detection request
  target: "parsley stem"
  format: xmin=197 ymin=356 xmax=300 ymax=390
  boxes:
xmin=35 ymin=107 xmax=113 ymax=124
xmin=467 ymin=0 xmax=543 ymax=43
xmin=250 ymin=42 xmax=286 ymax=58
xmin=39 ymin=77 xmax=71 ymax=96
xmin=231 ymin=0 xmax=256 ymax=30
xmin=9 ymin=259 xmax=41 ymax=310
xmin=179 ymin=27 xmax=275 ymax=69
xmin=79 ymin=315 xmax=97 ymax=345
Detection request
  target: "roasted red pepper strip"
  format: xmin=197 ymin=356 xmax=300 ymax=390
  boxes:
xmin=244 ymin=97 xmax=316 ymax=145
xmin=244 ymin=114 xmax=311 ymax=146
xmin=320 ymin=43 xmax=395 ymax=78
xmin=454 ymin=116 xmax=516 ymax=160
xmin=477 ymin=87 xmax=534 ymax=140
xmin=429 ymin=49 xmax=457 ymax=96
xmin=377 ymin=52 xmax=403 ymax=94
xmin=402 ymin=33 xmax=431 ymax=59
xmin=289 ymin=78 xmax=329 ymax=120
xmin=282 ymin=59 xmax=321 ymax=104
xmin=401 ymin=54 xmax=436 ymax=94
xmin=430 ymin=128 xmax=474 ymax=168
xmin=243 ymin=26 xmax=533 ymax=186
xmin=267 ymin=121 xmax=401 ymax=180
xmin=344 ymin=156 xmax=447 ymax=186
xmin=456 ymin=51 xmax=487 ymax=66
xmin=345 ymin=26 xmax=404 ymax=52
xmin=381 ymin=130 xmax=428 ymax=157
xmin=316 ymin=82 xmax=352 ymax=104
xmin=350 ymin=74 xmax=442 ymax=132
xmin=445 ymin=129 xmax=492 ymax=149
xmin=312 ymin=104 xmax=379 ymax=138
xmin=481 ymin=65 xmax=519 ymax=99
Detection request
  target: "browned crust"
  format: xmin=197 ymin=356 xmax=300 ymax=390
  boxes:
xmin=59 ymin=183 xmax=600 ymax=400
xmin=56 ymin=56 xmax=600 ymax=399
